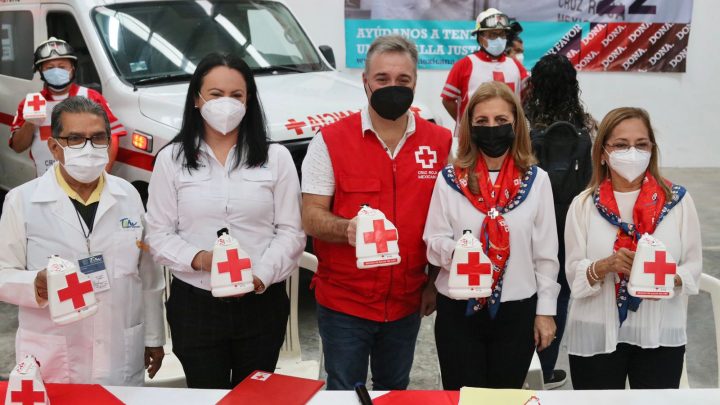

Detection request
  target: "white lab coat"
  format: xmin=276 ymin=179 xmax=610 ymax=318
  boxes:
xmin=0 ymin=168 xmax=165 ymax=386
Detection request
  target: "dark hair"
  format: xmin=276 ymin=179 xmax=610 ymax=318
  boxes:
xmin=523 ymin=54 xmax=596 ymax=134
xmin=51 ymin=96 xmax=110 ymax=138
xmin=588 ymin=107 xmax=671 ymax=200
xmin=171 ymin=52 xmax=269 ymax=170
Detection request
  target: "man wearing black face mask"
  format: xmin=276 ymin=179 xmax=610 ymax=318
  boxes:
xmin=301 ymin=35 xmax=452 ymax=391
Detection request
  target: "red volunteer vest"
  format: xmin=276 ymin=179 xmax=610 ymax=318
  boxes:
xmin=313 ymin=112 xmax=451 ymax=322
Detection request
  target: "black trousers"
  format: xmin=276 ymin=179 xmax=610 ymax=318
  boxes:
xmin=569 ymin=343 xmax=685 ymax=390
xmin=166 ymin=277 xmax=290 ymax=389
xmin=434 ymin=293 xmax=537 ymax=390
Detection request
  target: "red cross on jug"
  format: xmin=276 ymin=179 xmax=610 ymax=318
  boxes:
xmin=448 ymin=230 xmax=493 ymax=300
xmin=211 ymin=228 xmax=254 ymax=297
xmin=355 ymin=205 xmax=401 ymax=269
xmin=5 ymin=355 xmax=48 ymax=405
xmin=47 ymin=255 xmax=98 ymax=325
xmin=23 ymin=93 xmax=47 ymax=122
xmin=628 ymin=233 xmax=678 ymax=299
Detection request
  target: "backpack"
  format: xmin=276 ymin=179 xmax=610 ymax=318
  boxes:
xmin=531 ymin=121 xmax=593 ymax=230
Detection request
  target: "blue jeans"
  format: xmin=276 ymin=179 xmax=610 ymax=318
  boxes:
xmin=317 ymin=304 xmax=421 ymax=390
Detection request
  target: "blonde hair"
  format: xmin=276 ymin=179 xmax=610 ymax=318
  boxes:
xmin=587 ymin=107 xmax=671 ymax=199
xmin=454 ymin=81 xmax=536 ymax=195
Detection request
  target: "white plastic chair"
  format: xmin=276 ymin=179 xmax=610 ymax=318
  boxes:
xmin=274 ymin=252 xmax=322 ymax=379
xmin=680 ymin=273 xmax=720 ymax=388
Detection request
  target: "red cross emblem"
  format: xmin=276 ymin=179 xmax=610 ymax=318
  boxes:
xmin=414 ymin=146 xmax=437 ymax=169
xmin=57 ymin=273 xmax=94 ymax=310
xmin=11 ymin=380 xmax=45 ymax=405
xmin=217 ymin=249 xmax=252 ymax=283
xmin=26 ymin=95 xmax=46 ymax=112
xmin=285 ymin=119 xmax=306 ymax=136
xmin=456 ymin=252 xmax=492 ymax=286
xmin=643 ymin=250 xmax=676 ymax=286
xmin=363 ymin=219 xmax=398 ymax=254
xmin=492 ymin=71 xmax=516 ymax=92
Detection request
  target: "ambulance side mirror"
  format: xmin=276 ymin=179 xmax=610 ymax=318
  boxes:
xmin=319 ymin=45 xmax=336 ymax=69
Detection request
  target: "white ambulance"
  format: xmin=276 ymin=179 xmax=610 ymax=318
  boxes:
xmin=0 ymin=0 xmax=436 ymax=199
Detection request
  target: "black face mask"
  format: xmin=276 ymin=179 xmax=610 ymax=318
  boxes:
xmin=470 ymin=123 xmax=515 ymax=158
xmin=368 ymin=85 xmax=414 ymax=121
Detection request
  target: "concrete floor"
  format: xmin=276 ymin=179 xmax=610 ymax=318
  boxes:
xmin=0 ymin=167 xmax=718 ymax=389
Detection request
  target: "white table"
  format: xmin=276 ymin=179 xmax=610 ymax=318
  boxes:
xmin=106 ymin=386 xmax=720 ymax=405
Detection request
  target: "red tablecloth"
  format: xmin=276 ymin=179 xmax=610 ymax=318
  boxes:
xmin=0 ymin=381 xmax=123 ymax=404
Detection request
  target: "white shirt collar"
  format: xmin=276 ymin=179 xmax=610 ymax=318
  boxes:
xmin=360 ymin=105 xmax=416 ymax=138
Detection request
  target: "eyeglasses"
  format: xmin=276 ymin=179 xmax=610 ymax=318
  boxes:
xmin=480 ymin=14 xmax=509 ymax=30
xmin=57 ymin=134 xmax=111 ymax=149
xmin=34 ymin=41 xmax=75 ymax=60
xmin=604 ymin=141 xmax=654 ymax=153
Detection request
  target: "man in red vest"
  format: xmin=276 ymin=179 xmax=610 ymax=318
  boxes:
xmin=302 ymin=35 xmax=452 ymax=390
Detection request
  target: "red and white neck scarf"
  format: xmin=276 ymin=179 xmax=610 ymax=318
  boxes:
xmin=452 ymin=154 xmax=534 ymax=317
xmin=594 ymin=173 xmax=685 ymax=324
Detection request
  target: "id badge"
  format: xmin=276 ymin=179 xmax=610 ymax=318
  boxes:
xmin=78 ymin=254 xmax=110 ymax=293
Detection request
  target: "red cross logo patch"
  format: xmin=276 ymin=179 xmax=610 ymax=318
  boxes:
xmin=492 ymin=71 xmax=516 ymax=92
xmin=414 ymin=146 xmax=437 ymax=169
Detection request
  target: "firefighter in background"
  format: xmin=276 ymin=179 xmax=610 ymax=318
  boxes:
xmin=441 ymin=8 xmax=528 ymax=130
xmin=9 ymin=37 xmax=126 ymax=177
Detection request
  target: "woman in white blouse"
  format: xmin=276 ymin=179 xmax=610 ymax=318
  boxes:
xmin=565 ymin=107 xmax=702 ymax=389
xmin=424 ymin=82 xmax=559 ymax=389
xmin=144 ymin=53 xmax=305 ymax=389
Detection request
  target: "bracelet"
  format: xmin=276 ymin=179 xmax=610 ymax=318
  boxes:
xmin=587 ymin=262 xmax=600 ymax=283
xmin=590 ymin=261 xmax=602 ymax=283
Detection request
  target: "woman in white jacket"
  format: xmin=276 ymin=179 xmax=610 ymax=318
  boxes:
xmin=424 ymin=82 xmax=559 ymax=390
xmin=564 ymin=107 xmax=702 ymax=389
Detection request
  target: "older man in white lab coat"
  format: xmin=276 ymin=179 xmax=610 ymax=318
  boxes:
xmin=0 ymin=96 xmax=165 ymax=385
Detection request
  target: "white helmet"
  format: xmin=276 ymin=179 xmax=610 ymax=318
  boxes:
xmin=33 ymin=37 xmax=77 ymax=71
xmin=472 ymin=8 xmax=511 ymax=34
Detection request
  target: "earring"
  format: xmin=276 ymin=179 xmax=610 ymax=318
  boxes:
xmin=601 ymin=159 xmax=606 ymax=166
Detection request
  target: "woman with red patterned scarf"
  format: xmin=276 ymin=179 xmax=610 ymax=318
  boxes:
xmin=424 ymin=82 xmax=560 ymax=390
xmin=564 ymin=107 xmax=702 ymax=390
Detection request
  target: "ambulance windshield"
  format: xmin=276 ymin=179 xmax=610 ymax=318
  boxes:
xmin=92 ymin=1 xmax=328 ymax=86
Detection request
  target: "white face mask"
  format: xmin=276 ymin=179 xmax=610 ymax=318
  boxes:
xmin=484 ymin=37 xmax=507 ymax=57
xmin=514 ymin=52 xmax=524 ymax=63
xmin=43 ymin=67 xmax=72 ymax=89
xmin=199 ymin=95 xmax=246 ymax=135
xmin=58 ymin=141 xmax=109 ymax=183
xmin=608 ymin=147 xmax=651 ymax=183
